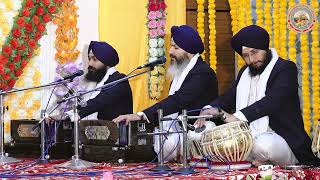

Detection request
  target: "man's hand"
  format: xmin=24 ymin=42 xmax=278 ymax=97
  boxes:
xmin=224 ymin=114 xmax=240 ymax=123
xmin=220 ymin=110 xmax=239 ymax=123
xmin=112 ymin=114 xmax=142 ymax=125
xmin=193 ymin=107 xmax=221 ymax=128
xmin=194 ymin=108 xmax=240 ymax=127
xmin=45 ymin=115 xmax=63 ymax=124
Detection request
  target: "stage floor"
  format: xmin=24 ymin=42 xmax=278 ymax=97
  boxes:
xmin=0 ymin=159 xmax=318 ymax=179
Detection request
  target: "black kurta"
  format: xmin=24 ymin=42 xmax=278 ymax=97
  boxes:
xmin=78 ymin=71 xmax=133 ymax=120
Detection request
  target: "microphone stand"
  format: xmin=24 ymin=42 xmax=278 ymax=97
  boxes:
xmin=0 ymin=79 xmax=73 ymax=165
xmin=58 ymin=68 xmax=153 ymax=104
xmin=174 ymin=109 xmax=197 ymax=175
xmin=138 ymin=109 xmax=214 ymax=174
xmin=54 ymin=91 xmax=98 ymax=169
xmin=0 ymin=92 xmax=20 ymax=164
xmin=55 ymin=67 xmax=154 ymax=169
xmin=150 ymin=109 xmax=173 ymax=172
xmin=38 ymin=103 xmax=62 ymax=164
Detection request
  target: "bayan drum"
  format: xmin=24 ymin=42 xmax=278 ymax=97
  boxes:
xmin=187 ymin=121 xmax=216 ymax=159
xmin=201 ymin=121 xmax=253 ymax=162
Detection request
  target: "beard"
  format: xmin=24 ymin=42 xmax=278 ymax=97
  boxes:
xmin=85 ymin=66 xmax=107 ymax=82
xmin=249 ymin=50 xmax=272 ymax=76
xmin=167 ymin=54 xmax=190 ymax=79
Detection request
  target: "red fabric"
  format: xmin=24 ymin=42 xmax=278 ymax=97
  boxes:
xmin=0 ymin=159 xmax=317 ymax=179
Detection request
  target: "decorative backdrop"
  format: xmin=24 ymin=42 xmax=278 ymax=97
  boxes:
xmin=0 ymin=0 xmax=99 ymax=142
xmin=0 ymin=0 xmax=318 ymax=142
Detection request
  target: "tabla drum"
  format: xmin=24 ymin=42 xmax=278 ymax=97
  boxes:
xmin=312 ymin=119 xmax=320 ymax=158
xmin=201 ymin=121 xmax=253 ymax=162
xmin=187 ymin=121 xmax=216 ymax=159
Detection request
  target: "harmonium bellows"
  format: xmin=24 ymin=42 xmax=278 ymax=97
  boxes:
xmin=79 ymin=120 xmax=156 ymax=163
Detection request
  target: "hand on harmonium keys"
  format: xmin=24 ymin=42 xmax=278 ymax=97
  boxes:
xmin=112 ymin=114 xmax=142 ymax=125
xmin=45 ymin=114 xmax=68 ymax=124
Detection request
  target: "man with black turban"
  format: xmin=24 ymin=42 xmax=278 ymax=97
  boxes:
xmin=194 ymin=25 xmax=320 ymax=166
xmin=113 ymin=25 xmax=218 ymax=162
xmin=77 ymin=41 xmax=133 ymax=120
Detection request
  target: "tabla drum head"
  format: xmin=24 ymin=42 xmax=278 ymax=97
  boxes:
xmin=188 ymin=121 xmax=216 ymax=141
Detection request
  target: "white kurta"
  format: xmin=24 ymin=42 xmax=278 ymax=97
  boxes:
xmin=153 ymin=54 xmax=199 ymax=162
xmin=234 ymin=49 xmax=298 ymax=165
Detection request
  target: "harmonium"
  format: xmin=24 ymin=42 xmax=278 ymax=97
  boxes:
xmin=79 ymin=120 xmax=156 ymax=163
xmin=8 ymin=119 xmax=73 ymax=159
xmin=8 ymin=119 xmax=156 ymax=163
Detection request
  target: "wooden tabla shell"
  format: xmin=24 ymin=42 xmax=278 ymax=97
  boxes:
xmin=201 ymin=121 xmax=253 ymax=162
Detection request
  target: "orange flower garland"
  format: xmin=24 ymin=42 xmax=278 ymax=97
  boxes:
xmin=196 ymin=0 xmax=205 ymax=60
xmin=53 ymin=0 xmax=79 ymax=65
xmin=208 ymin=0 xmax=217 ymax=71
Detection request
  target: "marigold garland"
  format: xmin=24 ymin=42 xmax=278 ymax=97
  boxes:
xmin=228 ymin=0 xmax=241 ymax=70
xmin=279 ymin=0 xmax=287 ymax=59
xmin=311 ymin=0 xmax=319 ymax=134
xmin=264 ymin=0 xmax=272 ymax=36
xmin=236 ymin=0 xmax=246 ymax=70
xmin=53 ymin=0 xmax=79 ymax=65
xmin=287 ymin=0 xmax=296 ymax=63
xmin=208 ymin=0 xmax=217 ymax=71
xmin=301 ymin=33 xmax=312 ymax=136
xmin=255 ymin=0 xmax=263 ymax=27
xmin=244 ymin=0 xmax=251 ymax=26
xmin=196 ymin=0 xmax=205 ymax=60
xmin=53 ymin=0 xmax=84 ymax=113
xmin=272 ymin=0 xmax=280 ymax=51
xmin=299 ymin=0 xmax=311 ymax=136
xmin=229 ymin=0 xmax=238 ymax=35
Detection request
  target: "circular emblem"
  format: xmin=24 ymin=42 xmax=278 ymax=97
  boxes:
xmin=287 ymin=4 xmax=316 ymax=33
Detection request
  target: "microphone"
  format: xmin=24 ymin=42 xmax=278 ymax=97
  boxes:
xmin=63 ymin=84 xmax=87 ymax=107
xmin=57 ymin=70 xmax=84 ymax=82
xmin=137 ymin=57 xmax=166 ymax=69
